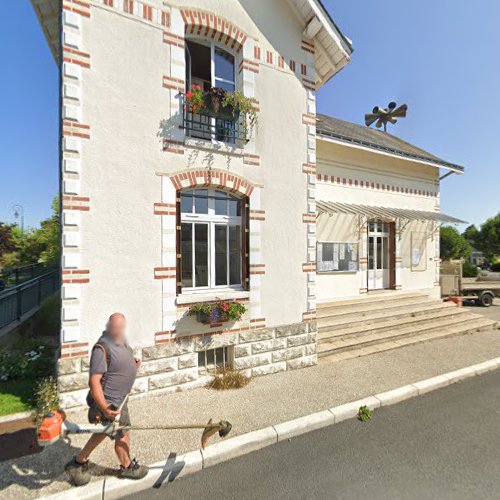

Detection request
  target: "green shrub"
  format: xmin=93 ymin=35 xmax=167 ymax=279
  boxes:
xmin=463 ymin=262 xmax=479 ymax=278
xmin=35 ymin=294 xmax=61 ymax=337
xmin=358 ymin=405 xmax=373 ymax=422
xmin=491 ymin=262 xmax=500 ymax=272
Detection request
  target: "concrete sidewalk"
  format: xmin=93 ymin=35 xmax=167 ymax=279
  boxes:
xmin=1 ymin=326 xmax=500 ymax=499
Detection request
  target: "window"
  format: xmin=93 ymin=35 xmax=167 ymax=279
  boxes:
xmin=198 ymin=346 xmax=232 ymax=375
xmin=317 ymin=242 xmax=359 ymax=273
xmin=184 ymin=40 xmax=238 ymax=143
xmin=180 ymin=189 xmax=244 ymax=290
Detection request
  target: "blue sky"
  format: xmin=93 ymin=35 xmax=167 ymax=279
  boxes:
xmin=0 ymin=1 xmax=498 ymax=229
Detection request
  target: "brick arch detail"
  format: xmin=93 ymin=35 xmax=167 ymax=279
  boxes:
xmin=169 ymin=169 xmax=254 ymax=197
xmin=180 ymin=8 xmax=248 ymax=51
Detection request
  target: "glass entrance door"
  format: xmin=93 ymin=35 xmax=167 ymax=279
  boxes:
xmin=367 ymin=220 xmax=390 ymax=290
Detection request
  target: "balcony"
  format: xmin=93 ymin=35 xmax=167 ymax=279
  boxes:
xmin=179 ymin=90 xmax=252 ymax=144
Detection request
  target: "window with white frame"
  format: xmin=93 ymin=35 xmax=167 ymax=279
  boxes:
xmin=185 ymin=40 xmax=237 ymax=143
xmin=180 ymin=189 xmax=243 ymax=291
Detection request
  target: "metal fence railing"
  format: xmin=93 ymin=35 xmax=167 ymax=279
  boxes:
xmin=0 ymin=271 xmax=59 ymax=331
xmin=1 ymin=263 xmax=48 ymax=289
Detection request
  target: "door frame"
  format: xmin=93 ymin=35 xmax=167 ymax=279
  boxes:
xmin=366 ymin=219 xmax=397 ymax=291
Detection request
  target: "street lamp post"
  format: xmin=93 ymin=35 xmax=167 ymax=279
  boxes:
xmin=12 ymin=204 xmax=24 ymax=235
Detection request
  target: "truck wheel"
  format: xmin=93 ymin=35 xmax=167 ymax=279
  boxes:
xmin=479 ymin=293 xmax=494 ymax=307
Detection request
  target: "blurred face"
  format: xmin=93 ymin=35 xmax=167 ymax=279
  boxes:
xmin=107 ymin=313 xmax=126 ymax=343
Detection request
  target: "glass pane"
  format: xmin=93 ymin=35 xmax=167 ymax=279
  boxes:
xmin=368 ymin=221 xmax=375 ymax=232
xmin=368 ymin=237 xmax=374 ymax=270
xmin=215 ymin=225 xmax=228 ymax=286
xmin=383 ymin=237 xmax=389 ymax=269
xmin=214 ymin=48 xmax=235 ymax=83
xmin=323 ymin=243 xmax=334 ymax=262
xmin=214 ymin=80 xmax=235 ymax=92
xmin=229 ymin=225 xmax=241 ymax=285
xmin=376 ymin=237 xmax=382 ymax=269
xmin=181 ymin=192 xmax=192 ymax=214
xmin=228 ymin=197 xmax=240 ymax=216
xmin=194 ymin=224 xmax=208 ymax=287
xmin=181 ymin=223 xmax=193 ymax=287
xmin=194 ymin=189 xmax=208 ymax=214
xmin=215 ymin=191 xmax=228 ymax=215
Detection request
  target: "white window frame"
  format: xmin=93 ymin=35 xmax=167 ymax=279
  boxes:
xmin=185 ymin=38 xmax=237 ymax=144
xmin=181 ymin=188 xmax=243 ymax=292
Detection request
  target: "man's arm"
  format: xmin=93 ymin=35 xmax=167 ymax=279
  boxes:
xmin=89 ymin=373 xmax=120 ymax=420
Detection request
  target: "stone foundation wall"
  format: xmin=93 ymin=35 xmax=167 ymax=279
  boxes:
xmin=58 ymin=320 xmax=317 ymax=409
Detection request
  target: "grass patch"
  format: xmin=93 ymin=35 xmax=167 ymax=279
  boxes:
xmin=207 ymin=365 xmax=251 ymax=390
xmin=0 ymin=380 xmax=34 ymax=416
xmin=357 ymin=405 xmax=373 ymax=422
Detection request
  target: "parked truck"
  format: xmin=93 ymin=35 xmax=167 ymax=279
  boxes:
xmin=440 ymin=260 xmax=500 ymax=307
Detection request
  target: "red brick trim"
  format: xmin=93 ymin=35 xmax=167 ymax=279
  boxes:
xmin=63 ymin=195 xmax=90 ymax=211
xmin=62 ymin=269 xmax=90 ymax=284
xmin=249 ymin=263 xmax=266 ymax=275
xmin=250 ymin=209 xmax=266 ymax=221
xmin=103 ymin=0 xmax=113 ymax=6
xmin=163 ymin=31 xmax=184 ymax=48
xmin=243 ymin=153 xmax=260 ymax=166
xmin=301 ymin=39 xmax=315 ymax=55
xmin=239 ymin=59 xmax=259 ymax=74
xmin=302 ymin=263 xmax=316 ymax=273
xmin=302 ymin=311 xmax=316 ymax=322
xmin=302 ymin=77 xmax=316 ymax=92
xmin=142 ymin=4 xmax=152 ymax=21
xmin=302 ymin=113 xmax=316 ymax=126
xmin=162 ymin=75 xmax=185 ymax=92
xmin=61 ymin=341 xmax=89 ymax=358
xmin=278 ymin=55 xmax=285 ymax=69
xmin=154 ymin=202 xmax=176 ymax=215
xmin=316 ymin=174 xmax=438 ymax=198
xmin=163 ymin=139 xmax=185 ymax=155
xmin=154 ymin=330 xmax=176 ymax=343
xmin=161 ymin=10 xmax=170 ymax=27
xmin=169 ymin=169 xmax=255 ymax=197
xmin=62 ymin=121 xmax=90 ymax=139
xmin=266 ymin=50 xmax=273 ymax=64
xmin=302 ymin=213 xmax=316 ymax=224
xmin=254 ymin=46 xmax=261 ymax=60
xmin=300 ymin=64 xmax=307 ymax=76
xmin=290 ymin=60 xmax=296 ymax=72
xmin=63 ymin=46 xmax=91 ymax=68
xmin=302 ymin=163 xmax=316 ymax=174
xmin=63 ymin=0 xmax=91 ymax=17
xmin=123 ymin=0 xmax=133 ymax=14
xmin=181 ymin=8 xmax=248 ymax=50
xmin=359 ymin=258 xmax=368 ymax=264
xmin=154 ymin=267 xmax=176 ymax=280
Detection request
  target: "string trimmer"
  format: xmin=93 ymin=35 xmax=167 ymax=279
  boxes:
xmin=38 ymin=396 xmax=232 ymax=450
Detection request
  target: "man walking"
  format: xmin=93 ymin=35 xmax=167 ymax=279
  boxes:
xmin=65 ymin=313 xmax=148 ymax=486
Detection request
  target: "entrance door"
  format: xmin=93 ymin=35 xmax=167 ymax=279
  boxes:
xmin=367 ymin=220 xmax=391 ymax=290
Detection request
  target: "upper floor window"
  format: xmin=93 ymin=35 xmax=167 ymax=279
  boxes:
xmin=183 ymin=41 xmax=244 ymax=143
xmin=180 ymin=189 xmax=244 ymax=291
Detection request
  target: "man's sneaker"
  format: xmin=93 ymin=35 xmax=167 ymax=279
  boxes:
xmin=65 ymin=457 xmax=91 ymax=486
xmin=119 ymin=458 xmax=149 ymax=480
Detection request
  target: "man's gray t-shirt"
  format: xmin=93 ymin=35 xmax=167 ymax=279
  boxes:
xmin=89 ymin=334 xmax=137 ymax=405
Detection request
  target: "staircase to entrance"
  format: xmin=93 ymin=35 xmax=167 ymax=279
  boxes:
xmin=317 ymin=292 xmax=499 ymax=363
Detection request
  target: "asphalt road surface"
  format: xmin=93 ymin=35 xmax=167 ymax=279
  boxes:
xmin=127 ymin=369 xmax=500 ymax=500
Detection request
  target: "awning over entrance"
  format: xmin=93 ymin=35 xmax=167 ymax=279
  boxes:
xmin=317 ymin=201 xmax=465 ymax=224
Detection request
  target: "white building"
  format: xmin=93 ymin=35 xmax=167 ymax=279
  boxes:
xmin=32 ymin=0 xmax=463 ymax=408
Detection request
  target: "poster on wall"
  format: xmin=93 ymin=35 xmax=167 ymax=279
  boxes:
xmin=317 ymin=242 xmax=359 ymax=273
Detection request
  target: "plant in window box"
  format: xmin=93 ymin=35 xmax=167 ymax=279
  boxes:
xmin=221 ymin=90 xmax=258 ymax=130
xmin=185 ymin=84 xmax=206 ymax=114
xmin=188 ymin=300 xmax=246 ymax=324
xmin=204 ymin=87 xmax=234 ymax=119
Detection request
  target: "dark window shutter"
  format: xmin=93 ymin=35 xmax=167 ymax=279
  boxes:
xmin=176 ymin=192 xmax=182 ymax=295
xmin=241 ymin=197 xmax=250 ymax=290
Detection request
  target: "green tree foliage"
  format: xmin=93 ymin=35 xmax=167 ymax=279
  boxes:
xmin=440 ymin=226 xmax=472 ymax=261
xmin=0 ymin=223 xmax=17 ymax=257
xmin=0 ymin=197 xmax=60 ymax=270
xmin=462 ymin=214 xmax=500 ymax=261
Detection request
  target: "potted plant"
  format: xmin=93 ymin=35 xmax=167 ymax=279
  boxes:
xmin=204 ymin=87 xmax=236 ymax=119
xmin=185 ymin=84 xmax=206 ymax=114
xmin=222 ymin=90 xmax=258 ymax=130
xmin=188 ymin=300 xmax=247 ymax=324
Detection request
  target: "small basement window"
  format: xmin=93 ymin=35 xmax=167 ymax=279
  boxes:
xmin=198 ymin=346 xmax=232 ymax=375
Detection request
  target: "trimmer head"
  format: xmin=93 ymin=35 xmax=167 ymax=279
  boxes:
xmin=201 ymin=419 xmax=232 ymax=449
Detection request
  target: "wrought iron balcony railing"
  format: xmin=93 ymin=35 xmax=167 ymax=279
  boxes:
xmin=179 ymin=95 xmax=248 ymax=144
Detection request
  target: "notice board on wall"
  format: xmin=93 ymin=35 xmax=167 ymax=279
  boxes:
xmin=317 ymin=242 xmax=359 ymax=273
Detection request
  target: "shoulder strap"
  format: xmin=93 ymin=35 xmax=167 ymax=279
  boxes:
xmin=94 ymin=340 xmax=112 ymax=369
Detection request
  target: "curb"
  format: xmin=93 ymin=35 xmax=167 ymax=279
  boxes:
xmin=43 ymin=356 xmax=500 ymax=499
xmin=0 ymin=410 xmax=34 ymax=425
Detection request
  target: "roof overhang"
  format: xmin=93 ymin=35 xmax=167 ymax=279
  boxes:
xmin=286 ymin=0 xmax=353 ymax=89
xmin=31 ymin=0 xmax=60 ymax=63
xmin=317 ymin=200 xmax=466 ymax=224
xmin=317 ymin=133 xmax=465 ymax=174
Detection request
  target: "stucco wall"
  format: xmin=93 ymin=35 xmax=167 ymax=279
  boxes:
xmin=59 ymin=0 xmax=318 ymax=405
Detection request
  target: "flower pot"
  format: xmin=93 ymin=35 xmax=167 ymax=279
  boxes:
xmin=204 ymin=94 xmax=239 ymax=120
xmin=196 ymin=311 xmax=211 ymax=324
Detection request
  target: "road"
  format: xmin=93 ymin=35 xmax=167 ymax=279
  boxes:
xmin=127 ymin=369 xmax=500 ymax=500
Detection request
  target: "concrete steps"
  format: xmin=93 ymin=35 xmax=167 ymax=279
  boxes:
xmin=317 ymin=293 xmax=499 ymax=363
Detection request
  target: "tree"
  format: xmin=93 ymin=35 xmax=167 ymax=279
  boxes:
xmin=38 ymin=196 xmax=60 ymax=267
xmin=440 ymin=226 xmax=472 ymax=261
xmin=0 ymin=223 xmax=17 ymax=258
xmin=463 ymin=224 xmax=480 ymax=247
xmin=475 ymin=213 xmax=500 ymax=261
